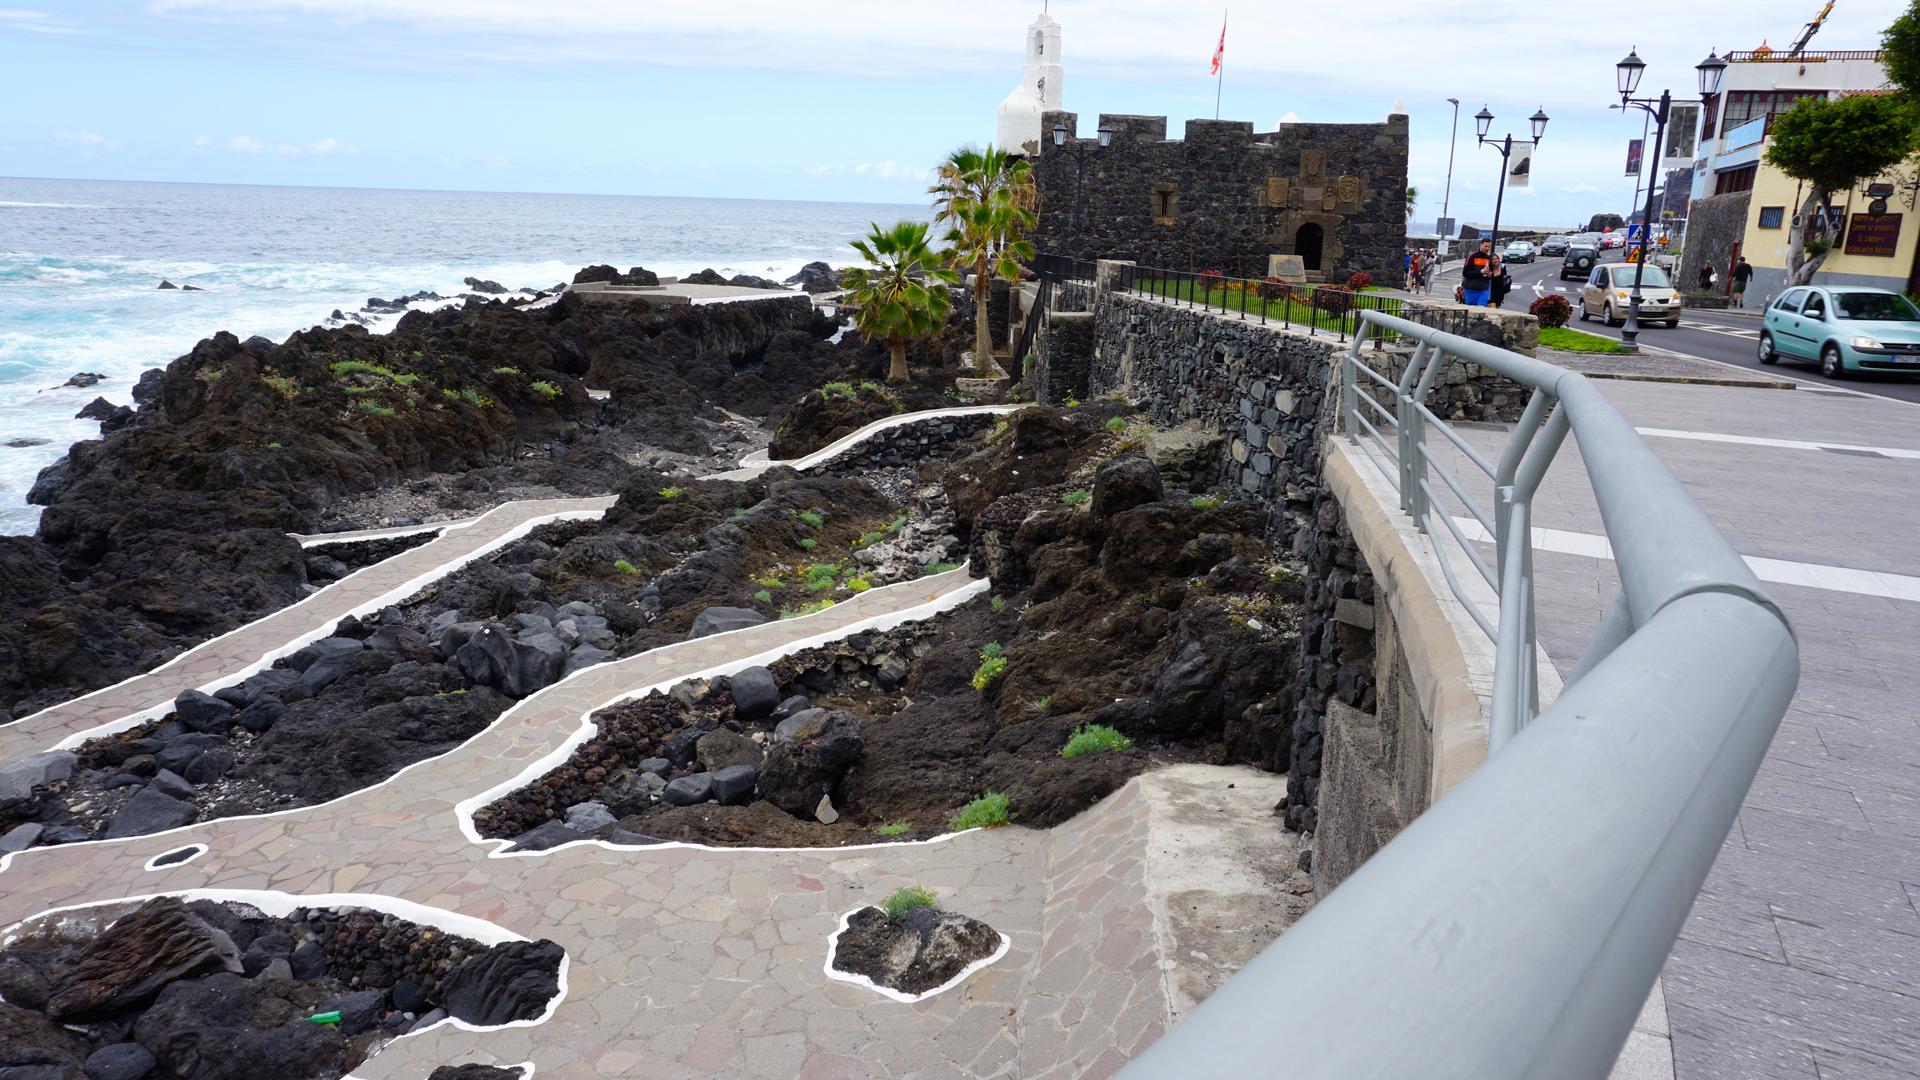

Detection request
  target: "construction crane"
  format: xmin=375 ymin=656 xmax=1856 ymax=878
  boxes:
xmin=1788 ymin=0 xmax=1835 ymax=56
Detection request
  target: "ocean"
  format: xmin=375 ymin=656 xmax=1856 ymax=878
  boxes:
xmin=0 ymin=177 xmax=924 ymax=534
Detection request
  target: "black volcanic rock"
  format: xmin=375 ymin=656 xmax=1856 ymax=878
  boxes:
xmin=437 ymin=940 xmax=563 ymax=1026
xmin=462 ymin=276 xmax=507 ymax=294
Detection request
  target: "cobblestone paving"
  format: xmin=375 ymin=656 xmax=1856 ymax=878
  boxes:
xmin=1538 ymin=348 xmax=1797 ymax=389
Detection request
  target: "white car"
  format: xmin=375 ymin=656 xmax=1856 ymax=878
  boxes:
xmin=1579 ymin=263 xmax=1681 ymax=328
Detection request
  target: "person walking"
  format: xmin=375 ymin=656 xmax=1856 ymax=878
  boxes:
xmin=1489 ymin=257 xmax=1515 ymax=309
xmin=1698 ymin=261 xmax=1716 ymax=292
xmin=1461 ymin=238 xmax=1495 ymax=306
xmin=1731 ymin=257 xmax=1754 ymax=308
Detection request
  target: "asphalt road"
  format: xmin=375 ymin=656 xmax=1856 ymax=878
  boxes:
xmin=1435 ymin=250 xmax=1920 ymax=405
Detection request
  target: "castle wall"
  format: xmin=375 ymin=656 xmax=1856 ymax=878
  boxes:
xmin=1031 ymin=111 xmax=1408 ymax=285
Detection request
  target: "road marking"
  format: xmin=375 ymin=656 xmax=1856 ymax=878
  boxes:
xmin=1697 ymin=325 xmax=1760 ymax=340
xmin=1632 ymin=427 xmax=1920 ymax=460
xmin=1450 ymin=517 xmax=1920 ymax=602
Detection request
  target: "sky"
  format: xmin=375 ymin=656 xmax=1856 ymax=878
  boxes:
xmin=1 ymin=0 xmax=1909 ymax=227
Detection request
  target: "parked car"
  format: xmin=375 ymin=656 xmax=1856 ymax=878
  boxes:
xmin=1600 ymin=233 xmax=1626 ymax=250
xmin=1539 ymin=235 xmax=1572 ymax=256
xmin=1560 ymin=243 xmax=1600 ymax=280
xmin=1759 ymin=285 xmax=1920 ymax=378
xmin=1503 ymin=241 xmax=1537 ymax=264
xmin=1578 ymin=263 xmax=1681 ymax=327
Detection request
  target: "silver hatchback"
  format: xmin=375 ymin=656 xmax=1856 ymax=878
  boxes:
xmin=1579 ymin=262 xmax=1681 ymax=328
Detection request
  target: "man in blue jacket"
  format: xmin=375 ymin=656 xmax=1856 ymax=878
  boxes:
xmin=1461 ymin=238 xmax=1495 ymax=306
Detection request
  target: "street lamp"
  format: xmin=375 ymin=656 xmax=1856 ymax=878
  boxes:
xmin=1049 ymin=124 xmax=1113 ymax=259
xmin=1474 ymin=104 xmax=1548 ymax=288
xmin=1441 ymin=98 xmax=1460 ymax=254
xmin=1612 ymin=47 xmax=1726 ymax=351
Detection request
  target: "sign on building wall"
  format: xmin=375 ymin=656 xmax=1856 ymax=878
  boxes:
xmin=1662 ymin=105 xmax=1700 ymax=169
xmin=1624 ymin=139 xmax=1643 ymax=177
xmin=1844 ymin=213 xmax=1902 ymax=257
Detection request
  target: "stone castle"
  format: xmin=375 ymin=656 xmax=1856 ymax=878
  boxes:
xmin=1030 ymin=110 xmax=1409 ymax=286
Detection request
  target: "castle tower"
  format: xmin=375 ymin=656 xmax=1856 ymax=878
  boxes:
xmin=996 ymin=13 xmax=1063 ymax=155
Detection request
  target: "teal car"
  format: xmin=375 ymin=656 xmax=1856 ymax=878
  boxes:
xmin=1759 ymin=285 xmax=1920 ymax=378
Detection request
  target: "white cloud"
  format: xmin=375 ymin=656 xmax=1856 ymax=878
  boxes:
xmin=192 ymin=134 xmax=210 ymax=146
xmin=226 ymin=134 xmax=353 ymax=155
xmin=0 ymin=8 xmax=73 ymax=33
xmin=55 ymin=130 xmax=116 ymax=149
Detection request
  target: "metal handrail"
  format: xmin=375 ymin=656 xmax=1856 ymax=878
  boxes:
xmin=1118 ymin=309 xmax=1798 ymax=1080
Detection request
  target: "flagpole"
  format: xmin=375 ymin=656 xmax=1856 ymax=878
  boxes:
xmin=1214 ymin=11 xmax=1227 ymax=119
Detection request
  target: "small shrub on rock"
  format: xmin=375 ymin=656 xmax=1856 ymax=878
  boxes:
xmin=1106 ymin=416 xmax=1128 ymax=434
xmin=799 ymin=538 xmax=818 ymax=551
xmin=921 ymin=561 xmax=961 ymax=576
xmin=1061 ymin=489 xmax=1090 ymax=507
xmin=659 ymin=486 xmax=686 ymax=499
xmin=1347 ymin=271 xmax=1375 ymax=289
xmin=614 ymin=559 xmax=641 ymax=576
xmin=529 ymin=379 xmax=562 ymax=400
xmin=798 ymin=510 xmax=825 ymax=528
xmin=357 ymin=401 xmax=395 ymax=417
xmin=971 ymin=643 xmax=1008 ymax=691
xmin=1529 ymin=294 xmax=1573 ymax=328
xmin=874 ymin=821 xmax=911 ymax=836
xmin=950 ymin=793 xmax=1011 ymax=831
xmin=1190 ymin=494 xmax=1223 ymax=509
xmin=1060 ymin=724 xmax=1133 ymax=758
xmin=753 ymin=589 xmax=773 ymax=604
xmin=882 ymin=885 xmax=938 ymax=918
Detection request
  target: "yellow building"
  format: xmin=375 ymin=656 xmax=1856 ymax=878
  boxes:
xmin=1736 ymin=157 xmax=1920 ymax=303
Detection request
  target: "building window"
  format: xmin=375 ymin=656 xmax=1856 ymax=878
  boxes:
xmin=1720 ymin=89 xmax=1828 ymax=133
xmin=1701 ymin=93 xmax=1720 ymax=141
xmin=1152 ymin=184 xmax=1178 ymax=223
xmin=1757 ymin=206 xmax=1785 ymax=229
xmin=1714 ymin=164 xmax=1757 ymax=195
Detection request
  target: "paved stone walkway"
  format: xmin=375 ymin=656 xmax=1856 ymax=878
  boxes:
xmin=1412 ymin=379 xmax=1920 ymax=1079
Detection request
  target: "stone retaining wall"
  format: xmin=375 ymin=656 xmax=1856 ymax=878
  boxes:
xmin=814 ymin=412 xmax=1005 ymax=475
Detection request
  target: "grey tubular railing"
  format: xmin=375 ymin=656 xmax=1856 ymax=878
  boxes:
xmin=1118 ymin=309 xmax=1798 ymax=1080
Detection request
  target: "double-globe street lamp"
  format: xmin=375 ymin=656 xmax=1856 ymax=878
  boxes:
xmin=1614 ymin=47 xmax=1728 ymax=350
xmin=1051 ymin=123 xmax=1113 ymax=260
xmin=1473 ymin=105 xmax=1550 ymax=269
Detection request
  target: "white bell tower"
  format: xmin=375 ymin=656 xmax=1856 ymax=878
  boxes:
xmin=996 ymin=12 xmax=1063 ymax=155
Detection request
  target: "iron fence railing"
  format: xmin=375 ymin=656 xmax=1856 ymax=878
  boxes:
xmin=1117 ymin=308 xmax=1799 ymax=1080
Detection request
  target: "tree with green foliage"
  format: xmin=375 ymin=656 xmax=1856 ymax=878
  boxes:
xmin=1883 ymin=1 xmax=1920 ymax=101
xmin=1765 ymin=93 xmax=1917 ymax=284
xmin=842 ymin=221 xmax=959 ymax=384
xmin=930 ymin=146 xmax=1037 ymax=378
xmin=1405 ymin=185 xmax=1418 ymax=217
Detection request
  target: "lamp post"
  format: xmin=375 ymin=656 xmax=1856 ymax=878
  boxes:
xmin=1441 ymin=97 xmax=1460 ymax=255
xmin=1614 ymin=47 xmax=1726 ymax=351
xmin=1473 ymin=105 xmax=1550 ymax=272
xmin=1051 ymin=123 xmax=1113 ymax=261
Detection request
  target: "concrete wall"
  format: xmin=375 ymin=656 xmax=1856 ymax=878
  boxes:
xmin=1677 ymin=191 xmax=1751 ymax=298
xmin=1031 ymin=111 xmax=1408 ymax=284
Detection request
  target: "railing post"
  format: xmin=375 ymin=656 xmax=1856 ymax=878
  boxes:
xmin=1396 ymin=341 xmax=1430 ymax=520
xmin=1342 ymin=333 xmax=1362 ymax=442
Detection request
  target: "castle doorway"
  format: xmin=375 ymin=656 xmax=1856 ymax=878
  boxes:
xmin=1295 ymin=223 xmax=1325 ymax=272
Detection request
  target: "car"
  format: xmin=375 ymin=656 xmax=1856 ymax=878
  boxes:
xmin=1759 ymin=285 xmax=1920 ymax=378
xmin=1539 ymin=235 xmax=1572 ymax=256
xmin=1578 ymin=262 xmax=1681 ymax=327
xmin=1502 ymin=241 xmax=1536 ymax=264
xmin=1560 ymin=243 xmax=1600 ymax=280
xmin=1600 ymin=233 xmax=1626 ymax=250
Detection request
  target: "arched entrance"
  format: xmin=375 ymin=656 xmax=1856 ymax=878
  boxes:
xmin=1295 ymin=223 xmax=1325 ymax=272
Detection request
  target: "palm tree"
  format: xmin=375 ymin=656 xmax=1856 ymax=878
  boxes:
xmin=931 ymin=146 xmax=1037 ymax=377
xmin=843 ymin=221 xmax=958 ymax=384
xmin=1405 ymin=185 xmax=1418 ymax=218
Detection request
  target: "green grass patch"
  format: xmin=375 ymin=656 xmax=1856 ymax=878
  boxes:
xmin=971 ymin=642 xmax=1008 ymax=691
xmin=822 ymin=380 xmax=857 ymax=399
xmin=263 ymin=375 xmax=297 ymax=399
xmin=1060 ymin=724 xmax=1134 ymax=758
xmin=949 ymin=793 xmax=1011 ymax=831
xmin=658 ymin=486 xmax=686 ymax=499
xmin=922 ymin=561 xmax=961 ymax=576
xmin=614 ymin=559 xmax=641 ymax=576
xmin=529 ymin=379 xmax=562 ymax=399
xmin=356 ymin=401 xmax=395 ymax=417
xmin=460 ymin=388 xmax=493 ymax=408
xmin=1190 ymin=494 xmax=1223 ymax=510
xmin=881 ymin=885 xmax=938 ymax=918
xmin=329 ymin=359 xmax=386 ymax=378
xmin=752 ymin=573 xmax=784 ymax=588
xmin=491 ymin=366 xmax=522 ymax=376
xmin=990 ymin=596 xmax=1006 ymax=612
xmin=753 ymin=589 xmax=773 ymax=605
xmin=798 ymin=537 xmax=818 ymax=551
xmin=804 ymin=563 xmax=841 ymax=591
xmin=798 ymin=510 xmax=825 ymax=529
xmin=342 ymin=386 xmax=375 ymax=395
xmin=1061 ymin=489 xmax=1090 ymax=507
xmin=1106 ymin=416 xmax=1128 ymax=433
xmin=1063 ymin=395 xmax=1081 ymax=408
xmin=780 ymin=598 xmax=835 ymax=619
xmin=873 ymin=820 xmax=912 ymax=837
xmin=388 ymin=372 xmax=419 ymax=387
xmin=1539 ymin=326 xmax=1631 ymax=354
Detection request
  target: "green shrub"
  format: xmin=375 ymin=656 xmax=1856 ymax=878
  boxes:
xmin=971 ymin=642 xmax=1008 ymax=692
xmin=614 ymin=559 xmax=641 ymax=576
xmin=823 ymin=380 xmax=856 ymax=399
xmin=780 ymin=598 xmax=835 ymax=619
xmin=753 ymin=589 xmax=773 ymax=604
xmin=882 ymin=885 xmax=938 ymax=918
xmin=921 ymin=561 xmax=961 ymax=576
xmin=1060 ymin=724 xmax=1134 ymax=758
xmin=356 ymin=401 xmax=395 ymax=417
xmin=388 ymin=372 xmax=419 ymax=387
xmin=858 ymin=381 xmax=882 ymax=393
xmin=989 ymin=596 xmax=1006 ymax=612
xmin=460 ymin=388 xmax=493 ymax=408
xmin=874 ymin=820 xmax=912 ymax=837
xmin=1190 ymin=494 xmax=1223 ymax=510
xmin=1064 ymin=395 xmax=1081 ymax=408
xmin=798 ymin=538 xmax=818 ymax=551
xmin=529 ymin=379 xmax=562 ymax=400
xmin=659 ymin=486 xmax=686 ymax=499
xmin=733 ymin=507 xmax=749 ymax=517
xmin=1106 ymin=416 xmax=1128 ymax=433
xmin=441 ymin=388 xmax=460 ymax=401
xmin=263 ymin=375 xmax=297 ymax=398
xmin=330 ymin=359 xmax=384 ymax=378
xmin=804 ymin=563 xmax=841 ymax=591
xmin=853 ymin=530 xmax=886 ymax=549
xmin=847 ymin=575 xmax=873 ymax=593
xmin=491 ymin=366 xmax=521 ymax=376
xmin=949 ymin=793 xmax=1011 ymax=831
xmin=753 ymin=573 xmax=784 ymax=588
xmin=798 ymin=510 xmax=825 ymax=528
xmin=1061 ymin=489 xmax=1090 ymax=507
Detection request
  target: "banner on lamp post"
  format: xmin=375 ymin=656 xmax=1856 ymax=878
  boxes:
xmin=1625 ymin=139 xmax=1644 ymax=177
xmin=1662 ymin=105 xmax=1700 ymax=169
xmin=1506 ymin=145 xmax=1532 ymax=190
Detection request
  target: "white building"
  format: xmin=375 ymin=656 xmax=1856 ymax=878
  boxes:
xmin=1687 ymin=45 xmax=1889 ymax=200
xmin=996 ymin=13 xmax=1063 ymax=156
